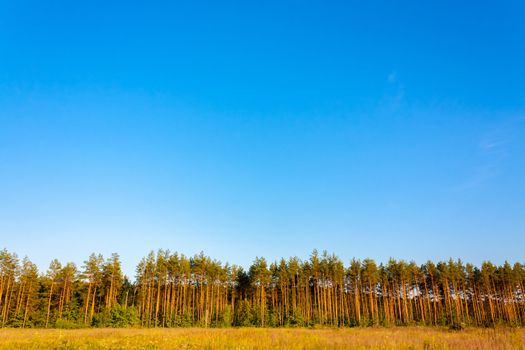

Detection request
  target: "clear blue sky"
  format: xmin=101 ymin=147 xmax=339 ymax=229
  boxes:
xmin=1 ymin=1 xmax=524 ymax=277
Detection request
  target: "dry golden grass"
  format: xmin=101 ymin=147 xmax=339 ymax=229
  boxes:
xmin=0 ymin=327 xmax=523 ymax=349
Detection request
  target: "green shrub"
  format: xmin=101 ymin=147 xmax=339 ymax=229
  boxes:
xmin=234 ymin=300 xmax=254 ymax=327
xmin=92 ymin=305 xmax=140 ymax=328
xmin=55 ymin=319 xmax=83 ymax=329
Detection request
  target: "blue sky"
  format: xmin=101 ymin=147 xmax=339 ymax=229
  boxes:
xmin=1 ymin=1 xmax=524 ymax=277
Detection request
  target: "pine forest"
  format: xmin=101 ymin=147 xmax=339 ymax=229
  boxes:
xmin=0 ymin=249 xmax=524 ymax=329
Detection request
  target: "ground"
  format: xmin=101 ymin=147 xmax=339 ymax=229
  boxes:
xmin=0 ymin=327 xmax=524 ymax=349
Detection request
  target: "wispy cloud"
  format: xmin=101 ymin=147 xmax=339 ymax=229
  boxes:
xmin=378 ymin=70 xmax=404 ymax=112
xmin=388 ymin=71 xmax=397 ymax=84
xmin=479 ymin=126 xmax=513 ymax=156
xmin=458 ymin=115 xmax=524 ymax=190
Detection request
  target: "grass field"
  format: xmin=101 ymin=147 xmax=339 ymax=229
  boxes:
xmin=0 ymin=327 xmax=524 ymax=349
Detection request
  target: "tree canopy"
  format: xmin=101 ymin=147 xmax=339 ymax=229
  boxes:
xmin=0 ymin=248 xmax=524 ymax=328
